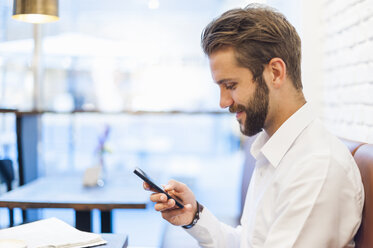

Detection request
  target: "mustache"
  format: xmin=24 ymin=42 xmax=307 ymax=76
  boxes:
xmin=229 ymin=104 xmax=246 ymax=113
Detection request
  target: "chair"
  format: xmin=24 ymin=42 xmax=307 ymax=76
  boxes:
xmin=352 ymin=144 xmax=373 ymax=247
xmin=0 ymin=159 xmax=15 ymax=227
xmin=339 ymin=138 xmax=365 ymax=156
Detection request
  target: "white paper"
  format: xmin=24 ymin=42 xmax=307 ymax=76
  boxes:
xmin=0 ymin=217 xmax=106 ymax=248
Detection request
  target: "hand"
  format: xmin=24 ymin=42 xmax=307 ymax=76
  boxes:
xmin=143 ymin=179 xmax=197 ymax=226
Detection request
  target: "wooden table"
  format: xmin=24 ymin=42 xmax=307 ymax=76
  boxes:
xmin=0 ymin=175 xmax=149 ymax=233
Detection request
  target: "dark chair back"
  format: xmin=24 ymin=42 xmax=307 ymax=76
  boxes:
xmin=353 ymin=144 xmax=373 ymax=247
xmin=0 ymin=159 xmax=15 ymax=192
xmin=339 ymin=138 xmax=365 ymax=156
xmin=0 ymin=159 xmax=15 ymax=227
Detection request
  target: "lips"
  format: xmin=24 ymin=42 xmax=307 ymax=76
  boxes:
xmin=236 ymin=111 xmax=243 ymax=119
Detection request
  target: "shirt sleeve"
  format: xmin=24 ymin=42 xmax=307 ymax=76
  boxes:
xmin=184 ymin=207 xmax=242 ymax=248
xmin=263 ymin=153 xmax=363 ymax=248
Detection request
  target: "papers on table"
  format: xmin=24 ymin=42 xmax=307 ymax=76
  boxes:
xmin=0 ymin=217 xmax=107 ymax=248
xmin=0 ymin=239 xmax=27 ymax=248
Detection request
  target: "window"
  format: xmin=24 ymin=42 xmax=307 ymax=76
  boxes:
xmin=0 ymin=1 xmax=245 ymax=225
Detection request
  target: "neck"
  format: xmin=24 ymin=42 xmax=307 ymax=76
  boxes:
xmin=264 ymin=96 xmax=306 ymax=137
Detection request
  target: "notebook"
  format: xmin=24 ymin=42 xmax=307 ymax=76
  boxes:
xmin=0 ymin=217 xmax=106 ymax=248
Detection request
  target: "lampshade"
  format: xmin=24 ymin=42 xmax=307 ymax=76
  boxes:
xmin=12 ymin=0 xmax=59 ymax=23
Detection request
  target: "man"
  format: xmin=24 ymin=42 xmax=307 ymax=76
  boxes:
xmin=144 ymin=4 xmax=364 ymax=247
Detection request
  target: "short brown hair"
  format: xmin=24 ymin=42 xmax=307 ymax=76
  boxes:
xmin=201 ymin=4 xmax=302 ymax=90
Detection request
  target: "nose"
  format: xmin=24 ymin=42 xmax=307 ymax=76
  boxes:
xmin=219 ymin=88 xmax=233 ymax=109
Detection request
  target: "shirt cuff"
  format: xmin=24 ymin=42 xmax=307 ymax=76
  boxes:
xmin=183 ymin=207 xmax=219 ymax=245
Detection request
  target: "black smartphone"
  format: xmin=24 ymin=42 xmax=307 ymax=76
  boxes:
xmin=133 ymin=167 xmax=184 ymax=208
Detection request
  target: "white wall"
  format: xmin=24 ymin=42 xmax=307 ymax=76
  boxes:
xmin=299 ymin=0 xmax=373 ymax=142
xmin=320 ymin=0 xmax=373 ymax=142
xmin=300 ymin=0 xmax=325 ymax=116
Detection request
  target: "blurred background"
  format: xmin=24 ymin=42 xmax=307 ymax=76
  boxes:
xmin=1 ymin=0 xmax=373 ymax=247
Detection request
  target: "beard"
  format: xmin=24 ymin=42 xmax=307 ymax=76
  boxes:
xmin=229 ymin=76 xmax=269 ymax=136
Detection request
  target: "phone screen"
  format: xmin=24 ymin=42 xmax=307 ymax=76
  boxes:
xmin=133 ymin=167 xmax=184 ymax=208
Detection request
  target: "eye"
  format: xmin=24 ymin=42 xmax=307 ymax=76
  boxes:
xmin=225 ymin=82 xmax=237 ymax=90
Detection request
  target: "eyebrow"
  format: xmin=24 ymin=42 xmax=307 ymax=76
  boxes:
xmin=216 ymin=78 xmax=237 ymax=85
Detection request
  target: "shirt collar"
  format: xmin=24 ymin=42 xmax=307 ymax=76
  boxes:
xmin=250 ymin=103 xmax=316 ymax=168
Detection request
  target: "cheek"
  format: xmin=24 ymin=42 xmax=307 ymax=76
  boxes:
xmin=234 ymin=90 xmax=251 ymax=106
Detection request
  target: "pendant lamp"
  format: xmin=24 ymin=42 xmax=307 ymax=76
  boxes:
xmin=12 ymin=0 xmax=59 ymax=23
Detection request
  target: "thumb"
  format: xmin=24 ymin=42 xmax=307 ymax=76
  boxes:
xmin=164 ymin=179 xmax=187 ymax=192
xmin=162 ymin=203 xmax=194 ymax=219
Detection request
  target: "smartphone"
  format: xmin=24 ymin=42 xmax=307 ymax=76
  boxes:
xmin=133 ymin=167 xmax=184 ymax=208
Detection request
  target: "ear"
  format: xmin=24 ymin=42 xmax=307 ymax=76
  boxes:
xmin=266 ymin=58 xmax=286 ymax=89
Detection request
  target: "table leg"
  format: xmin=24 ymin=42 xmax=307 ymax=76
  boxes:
xmin=75 ymin=210 xmax=92 ymax=232
xmin=101 ymin=210 xmax=112 ymax=233
xmin=9 ymin=208 xmax=14 ymax=227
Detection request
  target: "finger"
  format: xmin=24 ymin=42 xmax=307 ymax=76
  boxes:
xmin=164 ymin=185 xmax=186 ymax=202
xmin=162 ymin=203 xmax=194 ymax=219
xmin=143 ymin=182 xmax=150 ymax=190
xmin=164 ymin=179 xmax=186 ymax=193
xmin=150 ymin=193 xmax=168 ymax=203
xmin=164 ymin=190 xmax=184 ymax=203
xmin=154 ymin=199 xmax=176 ymax=211
xmin=143 ymin=182 xmax=158 ymax=193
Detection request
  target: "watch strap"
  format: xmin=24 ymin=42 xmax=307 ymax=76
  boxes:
xmin=182 ymin=201 xmax=203 ymax=229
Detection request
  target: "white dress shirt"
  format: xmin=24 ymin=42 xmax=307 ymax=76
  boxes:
xmin=185 ymin=103 xmax=364 ymax=248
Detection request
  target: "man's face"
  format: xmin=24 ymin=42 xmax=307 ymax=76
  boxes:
xmin=209 ymin=47 xmax=269 ymax=136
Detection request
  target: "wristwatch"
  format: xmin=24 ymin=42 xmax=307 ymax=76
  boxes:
xmin=182 ymin=201 xmax=204 ymax=229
